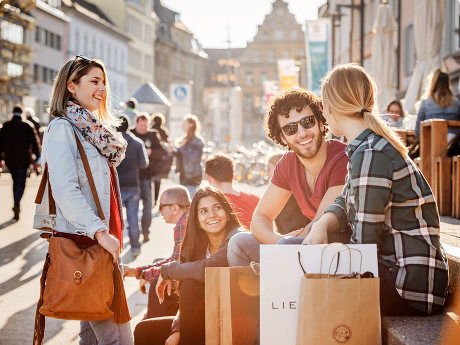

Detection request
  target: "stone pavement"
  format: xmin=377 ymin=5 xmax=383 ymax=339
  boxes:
xmin=0 ymin=173 xmax=458 ymax=344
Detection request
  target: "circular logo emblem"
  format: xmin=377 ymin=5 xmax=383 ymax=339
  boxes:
xmin=174 ymin=86 xmax=187 ymax=100
xmin=333 ymin=325 xmax=351 ymax=343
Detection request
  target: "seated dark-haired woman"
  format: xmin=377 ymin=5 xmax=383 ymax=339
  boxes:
xmin=134 ymin=186 xmax=243 ymax=345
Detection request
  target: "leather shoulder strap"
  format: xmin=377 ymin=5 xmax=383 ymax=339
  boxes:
xmin=34 ymin=117 xmax=105 ymax=221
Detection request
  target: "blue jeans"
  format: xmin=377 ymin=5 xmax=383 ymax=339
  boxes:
xmin=227 ymin=232 xmax=261 ymax=266
xmin=121 ymin=187 xmax=141 ymax=249
xmin=140 ymin=178 xmax=152 ymax=237
xmin=8 ymin=167 xmax=27 ymax=207
xmin=184 ymin=184 xmax=197 ymax=198
xmin=79 ymin=259 xmax=134 ymax=345
xmin=79 ymin=318 xmax=133 ymax=345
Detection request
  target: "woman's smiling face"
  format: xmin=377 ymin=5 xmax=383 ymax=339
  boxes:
xmin=67 ymin=66 xmax=106 ymax=112
xmin=197 ymin=195 xmax=228 ymax=235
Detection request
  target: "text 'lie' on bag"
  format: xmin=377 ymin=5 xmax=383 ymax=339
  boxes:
xmin=33 ymin=124 xmax=131 ymax=345
xmin=296 ymin=244 xmax=380 ymax=345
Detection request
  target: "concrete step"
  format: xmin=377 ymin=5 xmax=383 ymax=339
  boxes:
xmin=382 ymin=243 xmax=460 ymax=345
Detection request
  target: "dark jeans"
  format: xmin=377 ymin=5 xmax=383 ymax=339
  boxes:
xmin=145 ymin=277 xmax=179 ymax=319
xmin=8 ymin=167 xmax=27 ymax=207
xmin=120 ymin=187 xmax=141 ymax=249
xmin=278 ymin=236 xmax=423 ymax=316
xmin=134 ymin=317 xmax=174 ymax=345
xmin=134 ymin=279 xmax=206 ymax=345
xmin=140 ymin=178 xmax=152 ymax=237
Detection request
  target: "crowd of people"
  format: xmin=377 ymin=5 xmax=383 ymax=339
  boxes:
xmin=0 ymin=55 xmax=459 ymax=345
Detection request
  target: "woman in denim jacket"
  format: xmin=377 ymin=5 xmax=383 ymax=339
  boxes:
xmin=176 ymin=115 xmax=204 ymax=197
xmin=34 ymin=56 xmax=133 ymax=345
xmin=415 ymin=69 xmax=460 ymax=141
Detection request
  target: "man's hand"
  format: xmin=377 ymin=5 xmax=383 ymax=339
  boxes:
xmin=165 ymin=331 xmax=180 ymax=345
xmin=122 ymin=265 xmax=137 ymax=278
xmin=156 ymin=273 xmax=173 ymax=304
xmin=303 ymin=220 xmax=328 ymax=245
xmin=139 ymin=278 xmax=148 ymax=294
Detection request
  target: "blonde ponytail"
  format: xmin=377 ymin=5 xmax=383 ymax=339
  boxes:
xmin=362 ymin=112 xmax=408 ymax=157
xmin=322 ymin=63 xmax=408 ymax=158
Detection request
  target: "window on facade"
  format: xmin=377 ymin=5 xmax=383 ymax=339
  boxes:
xmin=92 ymin=38 xmax=96 ymax=58
xmin=244 ymin=94 xmax=252 ymax=111
xmin=84 ymin=34 xmax=88 ymax=55
xmin=290 ymin=30 xmax=297 ymax=39
xmin=1 ymin=21 xmax=24 ymax=45
xmin=6 ymin=62 xmax=22 ymax=77
xmin=268 ymin=50 xmax=275 ymax=62
xmin=34 ymin=64 xmax=39 ymax=82
xmin=35 ymin=27 xmax=40 ymax=42
xmin=246 ymin=72 xmax=254 ymax=86
xmin=404 ymin=23 xmax=415 ymax=76
xmin=275 ymin=30 xmax=284 ymax=40
xmin=260 ymin=71 xmax=267 ymax=84
xmin=56 ymin=35 xmax=61 ymax=50
xmin=283 ymin=50 xmax=290 ymax=59
xmin=144 ymin=23 xmax=153 ymax=44
xmin=254 ymin=50 xmax=260 ymax=62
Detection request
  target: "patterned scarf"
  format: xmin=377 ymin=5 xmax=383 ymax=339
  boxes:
xmin=65 ymin=101 xmax=126 ymax=167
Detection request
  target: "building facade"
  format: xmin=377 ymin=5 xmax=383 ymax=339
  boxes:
xmin=153 ymin=0 xmax=207 ymax=117
xmin=27 ymin=0 xmax=70 ymax=123
xmin=325 ymin=0 xmax=460 ymax=112
xmin=62 ymin=0 xmax=130 ymax=105
xmin=86 ymin=0 xmax=158 ymax=96
xmin=238 ymin=0 xmax=307 ymax=142
xmin=0 ymin=0 xmax=34 ymax=122
xmin=203 ymin=48 xmax=243 ymax=146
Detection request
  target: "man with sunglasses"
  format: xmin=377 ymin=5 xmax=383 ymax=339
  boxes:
xmin=123 ymin=185 xmax=190 ymax=319
xmin=227 ymin=88 xmax=349 ymax=266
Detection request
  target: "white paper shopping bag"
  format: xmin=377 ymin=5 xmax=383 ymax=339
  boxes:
xmin=259 ymin=244 xmax=378 ymax=345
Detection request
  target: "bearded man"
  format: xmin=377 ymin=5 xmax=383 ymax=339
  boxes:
xmin=227 ymin=88 xmax=349 ymax=266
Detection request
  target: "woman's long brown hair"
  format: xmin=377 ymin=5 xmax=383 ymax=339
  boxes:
xmin=180 ymin=186 xmax=241 ymax=263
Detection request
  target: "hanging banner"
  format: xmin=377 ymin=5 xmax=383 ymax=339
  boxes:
xmin=263 ymin=80 xmax=279 ymax=105
xmin=277 ymin=59 xmax=298 ymax=90
xmin=306 ymin=20 xmax=331 ymax=94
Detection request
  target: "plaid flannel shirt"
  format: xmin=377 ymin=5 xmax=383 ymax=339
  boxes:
xmin=136 ymin=212 xmax=187 ymax=281
xmin=325 ymin=129 xmax=448 ymax=314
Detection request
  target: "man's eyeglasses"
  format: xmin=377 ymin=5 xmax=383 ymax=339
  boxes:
xmin=159 ymin=203 xmax=189 ymax=211
xmin=281 ymin=115 xmax=316 ymax=136
xmin=67 ymin=55 xmax=91 ymax=81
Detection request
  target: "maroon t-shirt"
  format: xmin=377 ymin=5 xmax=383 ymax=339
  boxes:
xmin=271 ymin=140 xmax=348 ymax=220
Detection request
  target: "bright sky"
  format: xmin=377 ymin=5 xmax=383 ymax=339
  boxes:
xmin=161 ymin=0 xmax=326 ymax=48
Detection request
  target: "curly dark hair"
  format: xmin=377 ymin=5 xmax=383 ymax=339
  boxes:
xmin=264 ymin=88 xmax=328 ymax=146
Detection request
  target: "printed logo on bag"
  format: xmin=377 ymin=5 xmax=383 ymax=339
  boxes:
xmin=333 ymin=324 xmax=351 ymax=343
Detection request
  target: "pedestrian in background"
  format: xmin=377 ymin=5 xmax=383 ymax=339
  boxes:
xmin=0 ymin=105 xmax=40 ymax=220
xmin=151 ymin=113 xmax=173 ymax=205
xmin=24 ymin=107 xmax=41 ymax=134
xmin=124 ymin=97 xmax=138 ymax=127
xmin=176 ymin=114 xmax=204 ymax=198
xmin=33 ymin=56 xmax=133 ymax=344
xmin=132 ymin=113 xmax=165 ymax=243
xmin=382 ymin=100 xmax=405 ymax=129
xmin=116 ymin=115 xmax=149 ymax=257
xmin=415 ymin=69 xmax=460 ymax=141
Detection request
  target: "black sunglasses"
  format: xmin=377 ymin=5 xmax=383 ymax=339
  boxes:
xmin=281 ymin=115 xmax=316 ymax=136
xmin=67 ymin=55 xmax=91 ymax=81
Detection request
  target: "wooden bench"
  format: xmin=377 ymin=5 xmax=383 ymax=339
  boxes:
xmin=420 ymin=120 xmax=460 ymax=217
xmin=382 ymin=244 xmax=460 ymax=345
xmin=453 ymin=156 xmax=460 ymax=219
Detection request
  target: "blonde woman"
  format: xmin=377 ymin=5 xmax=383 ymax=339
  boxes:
xmin=305 ymin=63 xmax=448 ymax=316
xmin=415 ymin=69 xmax=460 ymax=141
xmin=34 ymin=56 xmax=133 ymax=344
xmin=176 ymin=115 xmax=204 ymax=197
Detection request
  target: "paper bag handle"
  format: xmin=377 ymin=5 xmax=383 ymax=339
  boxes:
xmin=297 ymin=243 xmax=363 ymax=278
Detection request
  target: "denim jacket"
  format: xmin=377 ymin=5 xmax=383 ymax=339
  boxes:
xmin=33 ymin=117 xmax=123 ymax=239
xmin=177 ymin=137 xmax=204 ymax=180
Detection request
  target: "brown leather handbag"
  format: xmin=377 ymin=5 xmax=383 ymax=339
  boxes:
xmin=33 ymin=124 xmax=131 ymax=345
